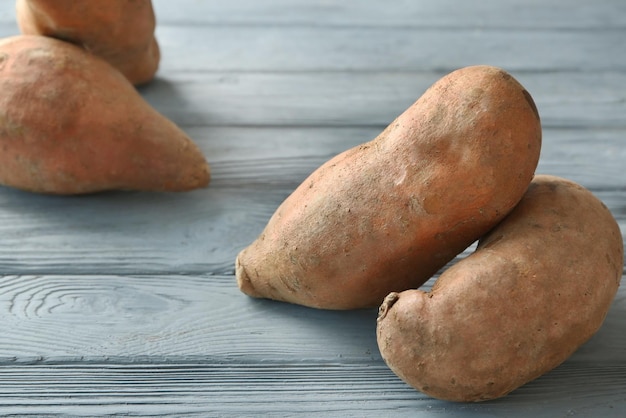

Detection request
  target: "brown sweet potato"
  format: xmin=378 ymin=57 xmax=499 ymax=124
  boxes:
xmin=16 ymin=0 xmax=160 ymax=85
xmin=236 ymin=65 xmax=542 ymax=309
xmin=376 ymin=175 xmax=624 ymax=402
xmin=0 ymin=35 xmax=209 ymax=194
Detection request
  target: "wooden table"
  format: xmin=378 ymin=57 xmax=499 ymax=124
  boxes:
xmin=0 ymin=1 xmax=624 ymax=416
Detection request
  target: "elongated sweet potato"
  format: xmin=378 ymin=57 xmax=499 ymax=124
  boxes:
xmin=376 ymin=175 xmax=624 ymax=402
xmin=16 ymin=0 xmax=160 ymax=85
xmin=236 ymin=65 xmax=542 ymax=309
xmin=0 ymin=35 xmax=209 ymax=194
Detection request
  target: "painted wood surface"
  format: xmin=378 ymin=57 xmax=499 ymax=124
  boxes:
xmin=0 ymin=0 xmax=625 ymax=416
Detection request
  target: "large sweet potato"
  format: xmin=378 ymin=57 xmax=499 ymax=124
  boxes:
xmin=16 ymin=0 xmax=160 ymax=85
xmin=376 ymin=175 xmax=624 ymax=402
xmin=236 ymin=65 xmax=542 ymax=309
xmin=0 ymin=35 xmax=209 ymax=194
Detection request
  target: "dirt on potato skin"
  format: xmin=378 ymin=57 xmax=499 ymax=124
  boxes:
xmin=16 ymin=0 xmax=160 ymax=85
xmin=0 ymin=35 xmax=209 ymax=194
xmin=236 ymin=65 xmax=542 ymax=310
xmin=376 ymin=175 xmax=624 ymax=402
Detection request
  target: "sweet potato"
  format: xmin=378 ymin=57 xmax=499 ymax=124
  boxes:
xmin=0 ymin=35 xmax=209 ymax=194
xmin=376 ymin=175 xmax=624 ymax=402
xmin=236 ymin=65 xmax=542 ymax=309
xmin=16 ymin=0 xmax=160 ymax=85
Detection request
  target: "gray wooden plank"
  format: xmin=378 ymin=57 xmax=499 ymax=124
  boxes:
xmin=4 ymin=5 xmax=623 ymax=74
xmin=536 ymin=128 xmax=626 ymax=190
xmin=0 ymin=186 xmax=276 ymax=275
xmin=149 ymin=0 xmax=626 ymax=30
xmin=4 ymin=0 xmax=625 ymax=29
xmin=0 ymin=274 xmax=380 ymax=361
xmin=0 ymin=0 xmax=624 ymax=415
xmin=0 ymin=126 xmax=622 ymax=276
xmin=2 ymin=2 xmax=624 ymax=74
xmin=6 ymin=0 xmax=606 ymax=73
xmin=0 ymin=273 xmax=624 ymax=363
xmin=0 ymin=274 xmax=623 ymax=416
xmin=139 ymin=71 xmax=626 ymax=129
xmin=0 ymin=362 xmax=624 ymax=417
xmin=152 ymin=25 xmax=626 ymax=73
xmin=0 ymin=273 xmax=623 ymax=363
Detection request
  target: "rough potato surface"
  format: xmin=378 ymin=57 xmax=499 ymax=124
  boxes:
xmin=0 ymin=35 xmax=209 ymax=194
xmin=236 ymin=65 xmax=542 ymax=309
xmin=376 ymin=175 xmax=624 ymax=402
xmin=16 ymin=0 xmax=160 ymax=85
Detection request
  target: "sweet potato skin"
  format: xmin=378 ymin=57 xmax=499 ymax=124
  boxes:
xmin=16 ymin=0 xmax=160 ymax=85
xmin=376 ymin=175 xmax=624 ymax=402
xmin=0 ymin=35 xmax=209 ymax=194
xmin=236 ymin=65 xmax=542 ymax=310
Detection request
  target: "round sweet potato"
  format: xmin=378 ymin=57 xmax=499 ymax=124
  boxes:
xmin=376 ymin=175 xmax=624 ymax=402
xmin=16 ymin=0 xmax=160 ymax=85
xmin=0 ymin=35 xmax=209 ymax=194
xmin=236 ymin=65 xmax=542 ymax=309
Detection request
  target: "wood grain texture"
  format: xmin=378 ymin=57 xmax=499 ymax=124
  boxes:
xmin=0 ymin=274 xmax=624 ymax=362
xmin=0 ymin=274 xmax=380 ymax=361
xmin=149 ymin=0 xmax=626 ymax=28
xmin=3 ymin=0 xmax=626 ymax=29
xmin=0 ymin=127 xmax=621 ymax=276
xmin=153 ymin=26 xmax=625 ymax=73
xmin=0 ymin=362 xmax=624 ymax=417
xmin=0 ymin=276 xmax=624 ymax=416
xmin=138 ymin=72 xmax=626 ymax=129
xmin=0 ymin=0 xmax=624 ymax=415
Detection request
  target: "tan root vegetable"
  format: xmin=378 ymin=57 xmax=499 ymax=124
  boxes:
xmin=377 ymin=175 xmax=624 ymax=402
xmin=16 ymin=0 xmax=160 ymax=85
xmin=236 ymin=65 xmax=542 ymax=309
xmin=0 ymin=35 xmax=209 ymax=194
